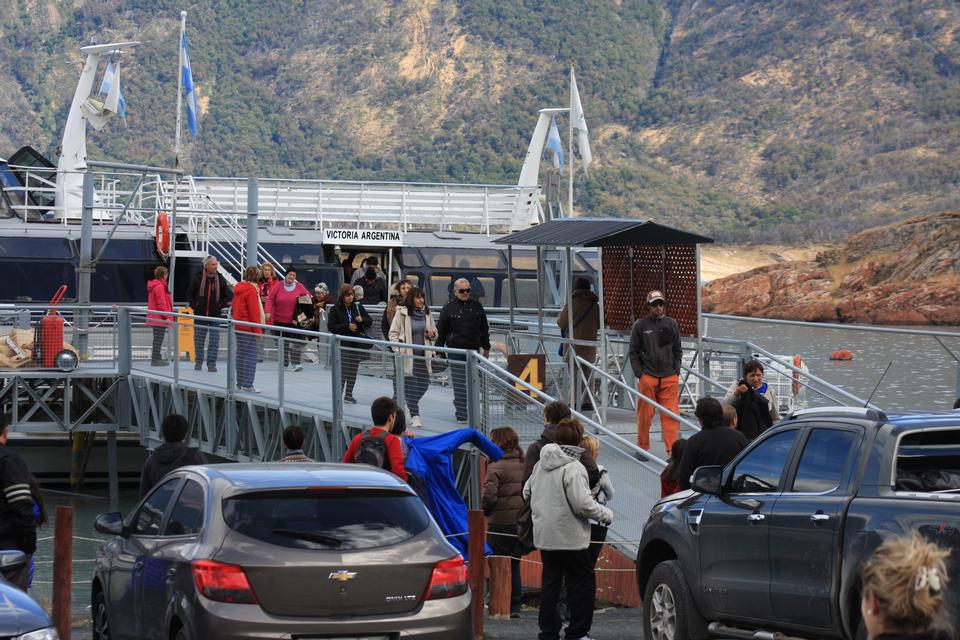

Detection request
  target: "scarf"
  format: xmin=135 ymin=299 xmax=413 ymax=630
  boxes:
xmin=283 ymin=281 xmax=296 ymax=292
xmin=199 ymin=271 xmax=220 ymax=315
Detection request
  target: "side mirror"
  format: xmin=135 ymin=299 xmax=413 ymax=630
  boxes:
xmin=94 ymin=512 xmax=125 ymax=536
xmin=0 ymin=550 xmax=27 ymax=572
xmin=691 ymin=466 xmax=724 ymax=495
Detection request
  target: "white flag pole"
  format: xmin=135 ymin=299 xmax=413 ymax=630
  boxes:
xmin=174 ymin=11 xmax=187 ymax=168
xmin=568 ymin=65 xmax=575 ymax=219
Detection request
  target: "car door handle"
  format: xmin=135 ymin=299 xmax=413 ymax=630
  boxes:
xmin=810 ymin=513 xmax=830 ymax=523
xmin=747 ymin=513 xmax=766 ymax=522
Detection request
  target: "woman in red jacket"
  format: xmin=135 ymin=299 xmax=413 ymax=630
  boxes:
xmin=266 ymin=266 xmax=311 ymax=372
xmin=146 ymin=265 xmax=173 ymax=366
xmin=232 ymin=266 xmax=265 ymax=392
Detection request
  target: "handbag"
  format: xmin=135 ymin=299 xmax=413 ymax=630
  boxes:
xmin=516 ymin=498 xmax=535 ymax=554
xmin=295 ymin=295 xmax=315 ymax=329
xmin=430 ymin=352 xmax=448 ymax=373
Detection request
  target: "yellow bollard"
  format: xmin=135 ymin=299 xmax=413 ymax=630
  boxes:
xmin=177 ymin=306 xmax=196 ymax=362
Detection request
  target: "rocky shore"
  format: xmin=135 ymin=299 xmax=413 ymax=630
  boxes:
xmin=702 ymin=212 xmax=960 ymax=325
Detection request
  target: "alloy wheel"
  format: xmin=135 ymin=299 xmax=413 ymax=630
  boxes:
xmin=649 ymin=582 xmax=677 ymax=640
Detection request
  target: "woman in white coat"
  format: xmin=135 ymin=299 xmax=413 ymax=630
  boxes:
xmin=388 ymin=286 xmax=436 ymax=428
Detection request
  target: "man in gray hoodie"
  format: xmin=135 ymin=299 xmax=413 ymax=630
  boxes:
xmin=628 ymin=289 xmax=683 ymax=457
xmin=524 ymin=418 xmax=613 ymax=640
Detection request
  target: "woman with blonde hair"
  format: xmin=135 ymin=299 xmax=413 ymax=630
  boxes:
xmin=860 ymin=532 xmax=952 ymax=640
xmin=482 ymin=426 xmax=525 ymax=618
xmin=580 ymin=435 xmax=614 ymax=569
xmin=231 ymin=266 xmax=264 ymax=393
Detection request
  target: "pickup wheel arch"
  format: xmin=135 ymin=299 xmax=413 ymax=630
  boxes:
xmin=642 ymin=559 xmax=710 ymax=640
xmin=636 ymin=539 xmax=678 ymax=596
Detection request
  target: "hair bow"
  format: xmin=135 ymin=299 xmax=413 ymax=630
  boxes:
xmin=914 ymin=566 xmax=942 ymax=593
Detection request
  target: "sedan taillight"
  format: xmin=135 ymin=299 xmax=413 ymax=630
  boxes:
xmin=191 ymin=560 xmax=258 ymax=604
xmin=424 ymin=555 xmax=468 ymax=600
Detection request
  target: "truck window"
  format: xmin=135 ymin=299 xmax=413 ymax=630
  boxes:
xmin=729 ymin=430 xmax=798 ymax=493
xmin=790 ymin=429 xmax=858 ymax=493
xmin=895 ymin=429 xmax=960 ymax=493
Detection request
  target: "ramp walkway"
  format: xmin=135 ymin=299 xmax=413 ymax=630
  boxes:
xmin=1 ymin=303 xmax=866 ymax=554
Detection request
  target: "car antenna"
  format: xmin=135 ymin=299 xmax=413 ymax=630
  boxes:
xmin=863 ymin=361 xmax=892 ymax=408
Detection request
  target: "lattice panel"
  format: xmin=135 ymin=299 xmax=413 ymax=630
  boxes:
xmin=602 ymin=245 xmax=699 ymax=337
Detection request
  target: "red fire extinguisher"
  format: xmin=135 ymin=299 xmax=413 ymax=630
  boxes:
xmin=40 ymin=285 xmax=68 ymax=368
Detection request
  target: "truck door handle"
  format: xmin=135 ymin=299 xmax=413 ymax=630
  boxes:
xmin=747 ymin=513 xmax=765 ymax=522
xmin=134 ymin=560 xmax=144 ymax=571
xmin=810 ymin=513 xmax=830 ymax=523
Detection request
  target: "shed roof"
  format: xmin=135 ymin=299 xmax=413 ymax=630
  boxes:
xmin=494 ymin=218 xmax=713 ymax=247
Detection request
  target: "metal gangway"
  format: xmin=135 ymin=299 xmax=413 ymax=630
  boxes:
xmin=1 ymin=302 xmax=908 ymax=558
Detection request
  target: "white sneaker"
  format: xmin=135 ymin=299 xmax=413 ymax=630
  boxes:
xmin=293 ymin=364 xmax=303 ymax=372
xmin=285 ymin=364 xmax=296 ymax=372
xmin=411 ymin=415 xmax=422 ymax=428
xmin=239 ymin=386 xmax=260 ymax=393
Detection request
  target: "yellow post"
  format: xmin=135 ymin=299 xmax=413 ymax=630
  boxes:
xmin=177 ymin=306 xmax=195 ymax=362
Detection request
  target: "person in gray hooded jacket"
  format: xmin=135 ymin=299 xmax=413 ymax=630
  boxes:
xmin=524 ymin=418 xmax=613 ymax=640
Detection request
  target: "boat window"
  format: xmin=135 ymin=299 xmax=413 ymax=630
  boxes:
xmin=510 ymin=250 xmax=539 ymax=270
xmin=502 ymin=277 xmax=543 ymax=308
xmin=421 ymin=248 xmax=505 ymax=269
xmin=0 ymin=237 xmax=74 ymax=259
xmin=429 ymin=275 xmax=451 ymax=305
xmin=404 ymin=273 xmax=421 ymax=289
xmin=260 ymin=243 xmax=330 ymax=267
xmin=476 ymin=276 xmax=496 ymax=307
xmin=400 ymin=248 xmax=422 ymax=268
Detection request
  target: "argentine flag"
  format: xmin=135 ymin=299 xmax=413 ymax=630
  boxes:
xmin=545 ymin=116 xmax=564 ymax=171
xmin=181 ymin=32 xmax=199 ymax=136
xmin=98 ymin=61 xmax=126 ymax=119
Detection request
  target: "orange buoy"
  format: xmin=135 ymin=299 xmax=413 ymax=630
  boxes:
xmin=155 ymin=211 xmax=171 ymax=257
xmin=792 ymin=355 xmax=803 ymax=395
xmin=830 ymin=349 xmax=853 ymax=361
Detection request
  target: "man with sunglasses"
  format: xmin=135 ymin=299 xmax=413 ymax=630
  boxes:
xmin=436 ymin=278 xmax=490 ymax=422
xmin=628 ymin=290 xmax=683 ymax=457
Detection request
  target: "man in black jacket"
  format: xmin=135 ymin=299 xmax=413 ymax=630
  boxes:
xmin=185 ymin=256 xmax=233 ymax=372
xmin=139 ymin=414 xmax=206 ymax=498
xmin=435 ymin=278 xmax=490 ymax=422
xmin=677 ymin=397 xmax=747 ymax=490
xmin=0 ymin=413 xmax=36 ymax=590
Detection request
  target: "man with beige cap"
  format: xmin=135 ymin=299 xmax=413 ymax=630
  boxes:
xmin=628 ymin=290 xmax=683 ymax=456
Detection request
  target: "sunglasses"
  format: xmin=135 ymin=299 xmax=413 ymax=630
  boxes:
xmin=458 ymin=288 xmax=471 ymax=293
xmin=650 ymin=300 xmax=665 ymax=307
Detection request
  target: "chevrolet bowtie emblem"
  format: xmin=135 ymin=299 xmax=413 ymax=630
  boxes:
xmin=328 ymin=570 xmax=357 ymax=582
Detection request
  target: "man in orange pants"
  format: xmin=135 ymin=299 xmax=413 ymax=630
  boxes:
xmin=628 ymin=290 xmax=683 ymax=456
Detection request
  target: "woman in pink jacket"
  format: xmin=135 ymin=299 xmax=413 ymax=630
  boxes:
xmin=266 ymin=267 xmax=310 ymax=372
xmin=146 ymin=266 xmax=173 ymax=366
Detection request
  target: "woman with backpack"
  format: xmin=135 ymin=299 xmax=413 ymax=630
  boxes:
xmin=328 ymin=283 xmax=373 ymax=404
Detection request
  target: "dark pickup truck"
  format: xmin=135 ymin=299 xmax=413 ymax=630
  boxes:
xmin=636 ymin=407 xmax=960 ymax=640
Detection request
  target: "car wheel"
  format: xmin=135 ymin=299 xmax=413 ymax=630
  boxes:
xmin=643 ymin=560 xmax=694 ymax=640
xmin=92 ymin=588 xmax=110 ymax=640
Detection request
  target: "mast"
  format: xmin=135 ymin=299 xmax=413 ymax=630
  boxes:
xmin=174 ymin=11 xmax=187 ymax=167
xmin=568 ymin=65 xmax=575 ymax=219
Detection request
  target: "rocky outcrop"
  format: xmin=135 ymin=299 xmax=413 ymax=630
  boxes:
xmin=702 ymin=212 xmax=960 ymax=325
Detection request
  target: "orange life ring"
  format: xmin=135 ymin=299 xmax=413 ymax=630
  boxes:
xmin=830 ymin=349 xmax=854 ymax=361
xmin=792 ymin=355 xmax=802 ymax=396
xmin=155 ymin=211 xmax=170 ymax=256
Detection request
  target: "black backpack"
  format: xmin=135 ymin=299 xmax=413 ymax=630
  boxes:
xmin=355 ymin=430 xmax=390 ymax=470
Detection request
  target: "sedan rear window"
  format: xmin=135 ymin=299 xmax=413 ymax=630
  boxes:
xmin=222 ymin=490 xmax=432 ymax=550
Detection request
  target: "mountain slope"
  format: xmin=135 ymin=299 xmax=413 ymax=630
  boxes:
xmin=1 ymin=1 xmax=959 ymax=241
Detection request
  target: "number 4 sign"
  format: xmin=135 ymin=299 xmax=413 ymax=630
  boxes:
xmin=507 ymin=354 xmax=545 ymax=396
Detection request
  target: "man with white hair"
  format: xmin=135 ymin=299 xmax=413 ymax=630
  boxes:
xmin=186 ymin=256 xmax=233 ymax=372
xmin=436 ymin=278 xmax=490 ymax=422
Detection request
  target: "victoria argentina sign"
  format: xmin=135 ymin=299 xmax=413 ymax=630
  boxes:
xmin=322 ymin=228 xmax=404 ymax=247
